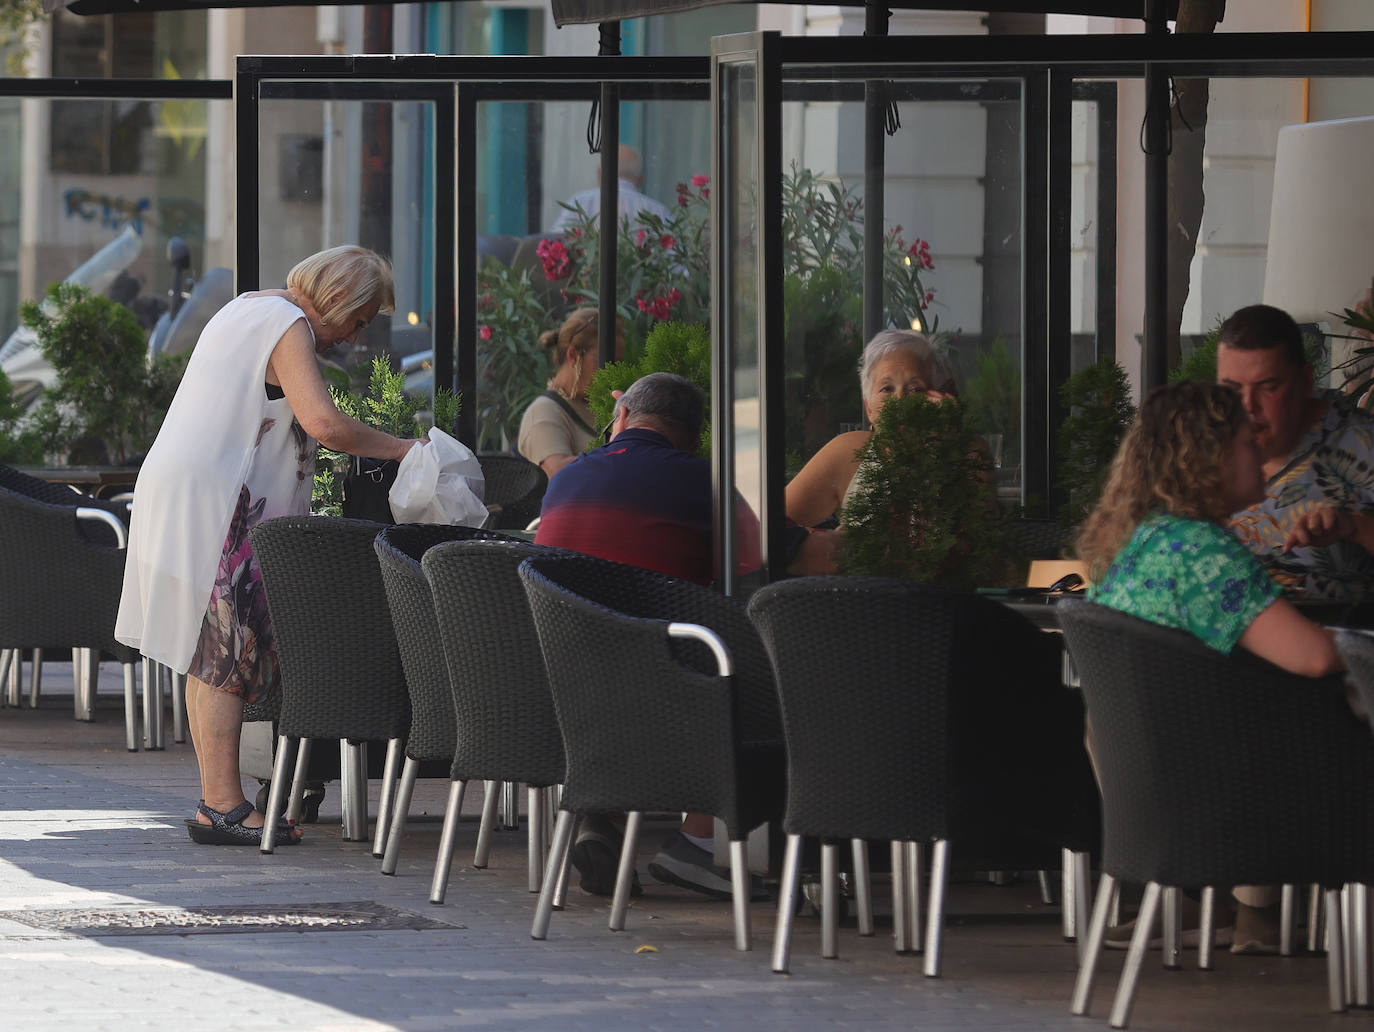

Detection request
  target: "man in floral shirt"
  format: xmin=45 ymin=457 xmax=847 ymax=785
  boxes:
xmin=1220 ymin=304 xmax=1374 ymax=601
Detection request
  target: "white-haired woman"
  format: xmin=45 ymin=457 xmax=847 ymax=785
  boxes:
xmin=786 ymin=329 xmax=958 ymax=528
xmin=116 ymin=245 xmax=421 ymax=847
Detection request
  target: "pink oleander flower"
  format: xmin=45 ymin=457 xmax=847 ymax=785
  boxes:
xmin=636 ymin=228 xmax=648 ymax=248
xmin=691 ymin=173 xmax=709 ymax=188
xmin=536 ymin=238 xmax=571 ymax=280
xmin=478 ymin=325 xmax=493 ymax=341
xmin=660 ymin=234 xmax=675 ymax=250
xmin=678 ymin=194 xmax=689 ymax=208
xmin=477 ymin=292 xmax=494 ymax=313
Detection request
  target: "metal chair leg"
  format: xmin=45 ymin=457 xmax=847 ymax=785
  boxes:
xmin=381 ymin=756 xmax=419 ymax=874
xmin=30 ymin=647 xmax=44 ymax=710
xmin=1071 ymin=872 xmax=1118 ymax=1016
xmin=609 ymin=810 xmax=642 ymax=932
xmin=532 ymin=810 xmax=575 ymax=940
xmin=1162 ymin=886 xmax=1182 ymax=970
xmin=922 ymin=839 xmax=950 ymax=977
xmin=772 ymin=834 xmax=803 ymax=973
xmin=528 ymin=786 xmax=545 ymax=894
xmin=1328 ymin=888 xmax=1349 ymax=1012
xmin=1198 ymin=886 xmax=1216 ymax=970
xmin=551 ymin=801 xmax=572 ymax=911
xmin=122 ymin=662 xmax=138 ymax=752
xmin=260 ymin=734 xmax=295 ymax=854
xmin=1071 ymin=851 xmax=1091 ymax=961
xmin=1062 ymin=847 xmax=1077 ymax=940
xmin=372 ymin=738 xmax=404 ymax=858
xmin=6 ymin=649 xmax=21 ymax=707
xmin=0 ymin=650 xmax=10 ymax=706
xmin=1352 ymin=883 xmax=1370 ymax=1007
xmin=851 ymin=838 xmax=874 ymax=936
xmin=501 ymin=780 xmax=520 ymax=829
xmin=1310 ymin=883 xmax=1327 ymax=955
xmin=906 ymin=840 xmax=923 ymax=954
xmin=285 ymin=739 xmax=312 ymax=822
xmin=1038 ymin=869 xmax=1055 ymax=905
xmin=1280 ymin=883 xmax=1297 ymax=957
xmin=340 ymin=741 xmax=369 ymax=842
xmin=170 ymin=671 xmax=187 ymax=743
xmin=142 ymin=660 xmax=165 ymax=748
xmin=430 ymin=779 xmax=468 ymax=905
xmin=474 ymin=780 xmax=500 ymax=869
xmin=729 ymin=838 xmax=752 ymax=952
xmin=820 ymin=841 xmax=839 ymax=958
xmin=1109 ymin=881 xmax=1162 ymax=1029
xmin=891 ymin=840 xmax=910 ymax=953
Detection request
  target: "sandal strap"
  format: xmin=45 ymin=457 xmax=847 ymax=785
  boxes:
xmin=198 ymin=800 xmax=255 ymax=827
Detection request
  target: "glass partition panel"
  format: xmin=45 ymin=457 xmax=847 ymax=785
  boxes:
xmin=1069 ymin=84 xmax=1117 ymax=375
xmin=471 ymin=92 xmax=710 ymax=453
xmin=255 ymin=94 xmax=436 ymax=398
xmin=778 ymin=76 xmax=1025 ymax=507
xmin=0 ymin=96 xmax=228 ymax=406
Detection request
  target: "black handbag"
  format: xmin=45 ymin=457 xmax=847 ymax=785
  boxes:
xmin=341 ymin=455 xmax=398 ymax=523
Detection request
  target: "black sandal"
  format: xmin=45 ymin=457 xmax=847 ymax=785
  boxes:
xmin=185 ymin=800 xmax=300 ymax=846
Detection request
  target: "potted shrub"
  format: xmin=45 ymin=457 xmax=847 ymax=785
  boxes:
xmin=18 ymin=281 xmax=186 ymax=465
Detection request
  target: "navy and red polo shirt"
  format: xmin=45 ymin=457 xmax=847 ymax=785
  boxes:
xmin=534 ymin=427 xmax=760 ymax=585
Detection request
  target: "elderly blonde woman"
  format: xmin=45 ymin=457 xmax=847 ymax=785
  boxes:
xmin=517 ymin=307 xmax=624 ymax=479
xmin=785 ymin=329 xmax=959 ymax=529
xmin=116 ymin=245 xmax=421 ymax=847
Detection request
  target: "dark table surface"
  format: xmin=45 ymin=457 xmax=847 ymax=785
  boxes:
xmin=994 ymin=590 xmax=1374 ymax=632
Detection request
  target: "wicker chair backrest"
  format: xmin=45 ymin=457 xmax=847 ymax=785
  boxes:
xmin=250 ymin=515 xmax=410 ymax=742
xmin=475 ymin=454 xmax=547 ymax=531
xmin=511 ymin=552 xmax=781 ymax=747
xmin=519 ymin=557 xmax=750 ymax=830
xmin=1057 ymin=599 xmax=1374 ymax=889
xmin=0 ymin=463 xmax=129 ymax=547
xmin=0 ymin=484 xmax=134 ymax=658
xmin=420 ymin=539 xmax=567 ymax=787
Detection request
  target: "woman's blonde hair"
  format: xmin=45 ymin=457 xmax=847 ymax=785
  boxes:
xmin=287 ymin=245 xmax=395 ymax=327
xmin=1075 ymin=379 xmax=1247 ymax=582
xmin=858 ymin=329 xmax=958 ymax=400
xmin=538 ymin=306 xmax=599 ymax=364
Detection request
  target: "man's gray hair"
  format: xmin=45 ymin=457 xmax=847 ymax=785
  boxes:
xmin=858 ymin=329 xmax=958 ymax=400
xmin=618 ymin=372 xmax=706 ymax=448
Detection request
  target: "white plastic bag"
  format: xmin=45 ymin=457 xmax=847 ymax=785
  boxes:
xmin=388 ymin=426 xmax=488 ymax=526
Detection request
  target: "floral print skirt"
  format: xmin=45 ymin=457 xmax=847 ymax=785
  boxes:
xmin=187 ymin=484 xmax=279 ymax=703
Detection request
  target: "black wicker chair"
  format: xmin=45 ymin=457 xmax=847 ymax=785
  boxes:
xmin=476 ymin=454 xmax=547 ymax=531
xmin=0 ymin=483 xmax=142 ymax=749
xmin=518 ymin=553 xmax=785 ymax=952
xmin=747 ymin=576 xmax=1100 ymax=977
xmin=420 ymin=538 xmax=570 ymax=904
xmin=1003 ymin=516 xmax=1073 ymax=563
xmin=1057 ymin=600 xmax=1374 ymax=1027
xmin=373 ymin=522 xmax=514 ymax=873
xmin=251 ymin=515 xmax=412 ymax=853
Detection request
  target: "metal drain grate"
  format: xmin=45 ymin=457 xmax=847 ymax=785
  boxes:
xmin=0 ymin=901 xmax=462 ymax=937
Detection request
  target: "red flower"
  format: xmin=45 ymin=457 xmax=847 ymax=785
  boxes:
xmin=536 ymin=238 xmax=571 ymax=280
xmin=701 ymin=187 xmax=709 ymax=200
xmin=635 ymin=228 xmax=648 ymax=248
xmin=678 ymin=194 xmax=689 ymax=208
xmin=660 ymin=234 xmax=675 ymax=250
xmin=477 ymin=292 xmax=494 ymax=313
xmin=478 ymin=325 xmax=493 ymax=341
xmin=691 ymin=173 xmax=709 ymax=188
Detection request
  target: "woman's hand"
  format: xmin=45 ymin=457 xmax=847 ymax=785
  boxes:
xmin=1284 ymin=506 xmax=1374 ymax=553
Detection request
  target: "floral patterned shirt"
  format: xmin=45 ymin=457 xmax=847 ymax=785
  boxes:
xmin=1088 ymin=513 xmax=1280 ymax=654
xmin=1229 ymin=392 xmax=1374 ymax=601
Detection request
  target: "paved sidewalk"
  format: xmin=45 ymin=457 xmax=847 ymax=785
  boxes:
xmin=0 ymin=661 xmax=1356 ymax=1031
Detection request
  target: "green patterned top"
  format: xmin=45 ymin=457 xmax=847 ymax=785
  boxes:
xmin=1088 ymin=513 xmax=1280 ymax=654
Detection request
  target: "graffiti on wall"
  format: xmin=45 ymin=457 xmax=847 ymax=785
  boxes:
xmin=61 ymin=189 xmax=205 ymax=240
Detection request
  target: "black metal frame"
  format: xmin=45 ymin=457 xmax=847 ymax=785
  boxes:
xmin=236 ymin=55 xmax=710 ymax=448
xmin=707 ymin=30 xmax=1374 ymax=585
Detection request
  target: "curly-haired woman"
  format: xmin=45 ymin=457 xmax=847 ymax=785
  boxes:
xmin=1077 ymin=378 xmax=1339 ymax=678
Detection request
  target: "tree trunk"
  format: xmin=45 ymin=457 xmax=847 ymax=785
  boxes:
xmin=1166 ymin=0 xmax=1227 ymax=372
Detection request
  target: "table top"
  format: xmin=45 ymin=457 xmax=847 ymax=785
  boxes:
xmin=18 ymin=466 xmax=139 ymax=498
